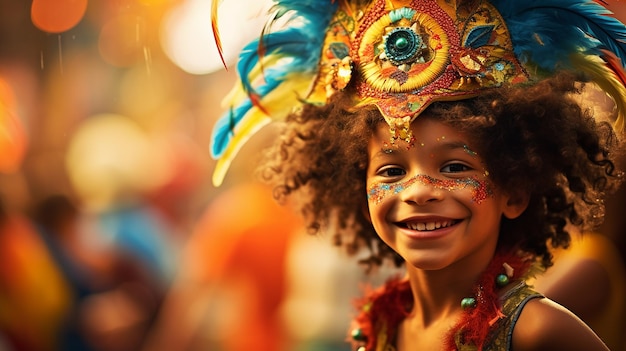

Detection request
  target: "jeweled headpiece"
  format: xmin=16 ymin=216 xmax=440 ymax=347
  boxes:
xmin=210 ymin=0 xmax=626 ymax=186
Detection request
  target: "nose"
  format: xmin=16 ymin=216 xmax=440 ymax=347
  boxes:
xmin=398 ymin=174 xmax=444 ymax=205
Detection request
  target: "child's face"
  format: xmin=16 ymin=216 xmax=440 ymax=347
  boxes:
xmin=365 ymin=117 xmax=517 ymax=271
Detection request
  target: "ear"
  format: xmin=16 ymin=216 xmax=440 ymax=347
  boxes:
xmin=502 ymin=191 xmax=530 ymax=219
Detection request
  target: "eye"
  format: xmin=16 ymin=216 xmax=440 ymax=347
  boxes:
xmin=378 ymin=166 xmax=406 ymax=178
xmin=440 ymin=162 xmax=471 ymax=173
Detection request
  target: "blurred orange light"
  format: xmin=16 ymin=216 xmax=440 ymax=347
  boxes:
xmin=31 ymin=0 xmax=88 ymax=33
xmin=0 ymin=78 xmax=28 ymax=174
xmin=66 ymin=114 xmax=171 ymax=211
xmin=98 ymin=13 xmax=146 ymax=67
xmin=161 ymin=0 xmax=273 ymax=74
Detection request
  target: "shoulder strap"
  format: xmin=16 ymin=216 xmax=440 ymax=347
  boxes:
xmin=484 ymin=283 xmax=544 ymax=351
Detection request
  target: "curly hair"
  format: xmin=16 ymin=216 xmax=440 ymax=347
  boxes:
xmin=260 ymin=72 xmax=624 ymax=269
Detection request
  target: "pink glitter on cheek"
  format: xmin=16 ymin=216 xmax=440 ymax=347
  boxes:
xmin=367 ymin=174 xmax=494 ymax=205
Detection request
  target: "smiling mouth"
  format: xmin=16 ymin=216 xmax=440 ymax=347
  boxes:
xmin=401 ymin=220 xmax=459 ymax=231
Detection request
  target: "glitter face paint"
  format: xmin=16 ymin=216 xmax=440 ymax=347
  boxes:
xmin=367 ymin=174 xmax=493 ymax=205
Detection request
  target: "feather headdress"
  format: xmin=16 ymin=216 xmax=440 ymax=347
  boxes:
xmin=210 ymin=0 xmax=626 ymax=186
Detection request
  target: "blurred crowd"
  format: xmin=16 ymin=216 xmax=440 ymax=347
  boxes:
xmin=0 ymin=1 xmax=625 ymax=351
xmin=0 ymin=1 xmax=401 ymax=350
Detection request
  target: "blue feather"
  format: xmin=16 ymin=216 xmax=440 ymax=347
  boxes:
xmin=210 ymin=0 xmax=338 ymax=158
xmin=271 ymin=0 xmax=336 ymax=20
xmin=210 ymin=68 xmax=284 ymax=158
xmin=236 ymin=0 xmax=337 ymax=95
xmin=211 ymin=38 xmax=319 ymax=158
xmin=236 ymin=28 xmax=328 ymax=96
xmin=465 ymin=25 xmax=496 ymax=48
xmin=491 ymin=0 xmax=626 ymax=71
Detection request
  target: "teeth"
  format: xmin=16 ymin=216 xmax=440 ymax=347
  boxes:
xmin=406 ymin=220 xmax=454 ymax=231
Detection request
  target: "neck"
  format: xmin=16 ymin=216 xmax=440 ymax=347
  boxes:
xmin=404 ymin=251 xmax=494 ymax=327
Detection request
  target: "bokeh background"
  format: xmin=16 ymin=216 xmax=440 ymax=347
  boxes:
xmin=0 ymin=1 xmax=625 ymax=351
xmin=0 ymin=1 xmax=404 ymax=350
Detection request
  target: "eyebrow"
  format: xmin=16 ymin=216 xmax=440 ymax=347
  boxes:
xmin=440 ymin=141 xmax=473 ymax=151
xmin=371 ymin=140 xmax=472 ymax=158
xmin=371 ymin=147 xmax=397 ymax=161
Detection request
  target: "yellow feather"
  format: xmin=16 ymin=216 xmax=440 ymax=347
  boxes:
xmin=570 ymin=53 xmax=626 ymax=132
xmin=221 ymin=55 xmax=296 ymax=109
xmin=212 ymin=110 xmax=272 ymax=186
xmin=264 ymin=72 xmax=314 ymax=115
xmin=212 ymin=71 xmax=315 ymax=186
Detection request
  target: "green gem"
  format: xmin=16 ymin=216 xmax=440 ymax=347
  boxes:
xmin=496 ymin=274 xmax=510 ymax=287
xmin=395 ymin=37 xmax=409 ymax=49
xmin=408 ymin=101 xmax=422 ymax=111
xmin=461 ymin=297 xmax=477 ymax=309
xmin=351 ymin=328 xmax=366 ymax=341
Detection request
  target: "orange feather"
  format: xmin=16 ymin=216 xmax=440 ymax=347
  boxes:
xmin=211 ymin=0 xmax=228 ymax=70
xmin=602 ymin=49 xmax=626 ymax=86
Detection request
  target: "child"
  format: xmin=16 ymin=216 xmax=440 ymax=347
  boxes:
xmin=210 ymin=1 xmax=626 ymax=350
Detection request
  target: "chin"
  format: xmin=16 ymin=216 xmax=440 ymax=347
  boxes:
xmin=403 ymin=253 xmax=455 ymax=271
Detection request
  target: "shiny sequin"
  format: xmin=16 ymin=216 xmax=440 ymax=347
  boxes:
xmin=367 ymin=174 xmax=493 ymax=204
xmin=463 ymin=144 xmax=478 ymax=157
